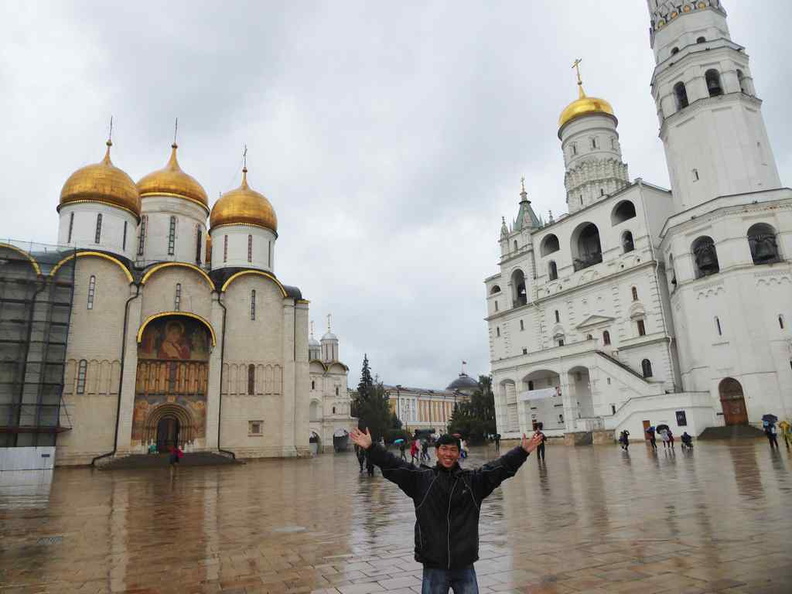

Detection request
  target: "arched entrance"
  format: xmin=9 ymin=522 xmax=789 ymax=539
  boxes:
xmin=132 ymin=314 xmax=212 ymax=450
xmin=719 ymin=378 xmax=748 ymax=426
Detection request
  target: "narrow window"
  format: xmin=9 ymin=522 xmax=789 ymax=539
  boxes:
xmin=87 ymin=275 xmax=96 ymax=310
xmin=195 ymin=227 xmax=202 ymax=265
xmin=611 ymin=404 xmax=617 ymax=414
xmin=335 ymin=386 xmax=339 ymax=396
xmin=715 ymin=316 xmax=722 ymax=336
xmin=779 ymin=315 xmax=785 ymax=330
xmin=67 ymin=212 xmax=75 ymax=243
xmin=737 ymin=69 xmax=747 ymax=94
xmin=494 ymin=301 xmax=499 ymax=312
xmin=522 ymin=348 xmax=528 ymax=355
xmin=138 ymin=215 xmax=147 ymax=257
xmin=167 ymin=216 xmax=177 ymax=255
xmin=548 ymin=260 xmax=558 ymax=281
xmin=513 ymin=240 xmax=518 ymax=252
xmin=571 ymin=143 xmax=577 ymax=156
xmin=692 ymin=169 xmax=699 ymax=182
xmin=706 ymin=69 xmax=723 ymax=97
xmin=637 ymin=319 xmax=646 ymax=337
xmin=674 ymin=82 xmax=689 ymax=110
xmin=554 ymin=310 xmax=560 ymax=323
xmin=76 ymin=359 xmax=88 ymax=394
xmin=268 ymin=240 xmax=272 ymax=267
xmin=248 ymin=364 xmax=255 ymax=395
xmin=247 ymin=234 xmax=253 ymax=263
xmin=622 ymin=231 xmax=634 ymax=253
xmin=631 ymin=286 xmax=638 ymax=301
xmin=603 ymin=330 xmax=611 ymax=345
xmin=611 ymin=137 xmax=617 ymax=150
xmin=558 ymin=339 xmax=565 ymax=347
xmin=496 ymin=327 xmax=501 ymax=337
xmin=600 ymin=188 xmax=605 ymax=197
xmin=223 ymin=235 xmax=228 ymax=263
xmin=332 ymin=406 xmax=336 ymax=414
xmin=174 ymin=283 xmax=182 ymax=311
xmin=528 ymin=380 xmax=534 ymax=390
xmin=94 ymin=213 xmax=102 ymax=244
xmin=642 ymin=359 xmax=653 ymax=378
xmin=311 ymin=380 xmax=315 ymax=390
xmin=520 ymin=320 xmax=525 ymax=331
xmin=250 ymin=290 xmax=256 ymax=320
xmin=591 ymin=137 xmax=598 ymax=149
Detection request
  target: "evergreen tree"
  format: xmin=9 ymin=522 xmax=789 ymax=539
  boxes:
xmin=447 ymin=375 xmax=497 ymax=442
xmin=351 ymin=355 xmax=392 ymax=441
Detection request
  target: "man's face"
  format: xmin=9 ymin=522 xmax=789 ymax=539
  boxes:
xmin=437 ymin=444 xmax=460 ymax=468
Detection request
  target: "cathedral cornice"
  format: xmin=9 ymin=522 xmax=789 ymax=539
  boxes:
xmin=659 ymin=92 xmax=762 ymax=138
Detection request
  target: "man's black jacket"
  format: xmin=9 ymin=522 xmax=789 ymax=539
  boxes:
xmin=367 ymin=444 xmax=529 ymax=569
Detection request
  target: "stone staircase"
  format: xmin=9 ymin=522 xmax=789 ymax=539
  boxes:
xmin=96 ymin=451 xmax=239 ymax=470
xmin=697 ymin=425 xmax=766 ymax=440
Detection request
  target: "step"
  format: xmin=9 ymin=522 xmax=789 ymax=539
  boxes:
xmin=96 ymin=451 xmax=239 ymax=470
xmin=697 ymin=425 xmax=765 ymax=440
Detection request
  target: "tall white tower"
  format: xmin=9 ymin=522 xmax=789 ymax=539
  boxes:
xmin=648 ymin=0 xmax=781 ymax=212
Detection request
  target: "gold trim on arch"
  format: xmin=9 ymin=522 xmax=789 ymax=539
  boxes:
xmin=220 ymin=269 xmax=288 ymax=297
xmin=210 ymin=222 xmax=278 ymax=237
xmin=141 ymin=262 xmax=214 ymax=290
xmin=56 ymin=199 xmax=141 ymax=221
xmin=49 ymin=251 xmax=134 ymax=283
xmin=139 ymin=192 xmax=210 ymax=214
xmin=0 ymin=243 xmax=42 ymax=276
xmin=136 ymin=311 xmax=217 ymax=346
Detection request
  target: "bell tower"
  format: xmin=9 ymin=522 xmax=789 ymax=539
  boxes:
xmin=648 ymin=0 xmax=781 ymax=212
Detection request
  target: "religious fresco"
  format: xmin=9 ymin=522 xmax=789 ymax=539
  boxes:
xmin=132 ymin=316 xmax=211 ymax=444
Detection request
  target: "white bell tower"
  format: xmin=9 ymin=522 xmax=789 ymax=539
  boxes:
xmin=648 ymin=0 xmax=781 ymax=212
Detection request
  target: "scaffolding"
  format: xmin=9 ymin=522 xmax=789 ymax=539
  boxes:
xmin=0 ymin=240 xmax=76 ymax=447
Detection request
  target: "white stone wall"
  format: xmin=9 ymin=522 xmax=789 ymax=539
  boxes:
xmin=137 ymin=197 xmax=208 ymax=266
xmin=58 ymin=203 xmax=138 ymax=261
xmin=210 ymin=225 xmax=276 ymax=273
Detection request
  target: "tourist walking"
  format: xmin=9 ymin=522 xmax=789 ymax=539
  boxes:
xmin=681 ymin=432 xmax=693 ymax=450
xmin=494 ymin=433 xmax=501 ymax=453
xmin=168 ymin=444 xmax=183 ymax=476
xmin=618 ymin=430 xmax=630 ymax=451
xmin=667 ymin=429 xmax=675 ymax=449
xmin=646 ymin=426 xmax=657 ymax=450
xmin=410 ymin=439 xmax=420 ymax=464
xmin=764 ymin=422 xmax=779 ymax=450
xmin=460 ymin=439 xmax=468 ymax=460
xmin=365 ymin=448 xmax=376 ymax=476
xmin=779 ymin=420 xmax=792 ymax=450
xmin=399 ymin=440 xmax=407 ymax=461
xmin=350 ymin=427 xmax=541 ymax=594
xmin=421 ymin=439 xmax=430 ymax=462
xmin=534 ymin=425 xmax=547 ymax=462
xmin=660 ymin=428 xmax=670 ymax=449
xmin=355 ymin=444 xmax=366 ymax=473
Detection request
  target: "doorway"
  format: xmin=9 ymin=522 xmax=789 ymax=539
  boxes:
xmin=719 ymin=378 xmax=748 ymax=426
xmin=157 ymin=417 xmax=180 ymax=452
xmin=642 ymin=420 xmax=651 ymax=439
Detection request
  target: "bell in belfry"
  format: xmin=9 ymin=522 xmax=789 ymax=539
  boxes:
xmin=752 ymin=235 xmax=778 ymax=263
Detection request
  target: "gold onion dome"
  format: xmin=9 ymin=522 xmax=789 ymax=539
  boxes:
xmin=210 ymin=168 xmax=278 ymax=233
xmin=558 ymin=84 xmax=615 ymax=130
xmin=59 ymin=140 xmax=141 ymax=218
xmin=137 ymin=143 xmax=208 ymax=209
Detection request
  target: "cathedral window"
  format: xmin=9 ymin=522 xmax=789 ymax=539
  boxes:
xmin=554 ymin=310 xmax=560 ymax=323
xmin=332 ymin=406 xmax=336 ymax=414
xmin=250 ymin=290 xmax=256 ymax=320
xmin=637 ymin=319 xmax=646 ymax=337
xmin=737 ymin=70 xmax=749 ymax=95
xmin=520 ymin=320 xmax=525 ymax=331
xmin=94 ymin=214 xmax=103 ymax=244
xmin=174 ymin=284 xmax=182 ymax=311
xmin=590 ymin=137 xmax=598 ymax=149
xmin=522 ymin=348 xmax=528 ymax=355
xmin=572 ymin=222 xmax=602 ymax=271
xmin=494 ymin=301 xmax=498 ymax=312
xmin=622 ymin=231 xmax=634 ymax=253
xmin=511 ymin=269 xmax=527 ymax=307
xmin=612 ymin=201 xmax=636 ymax=225
xmin=692 ymin=169 xmax=699 ymax=182
xmin=571 ymin=143 xmax=577 ymax=156
xmin=496 ymin=327 xmax=501 ymax=337
xmin=311 ymin=380 xmax=315 ymax=390
xmin=138 ymin=216 xmax=147 ymax=257
xmin=248 ymin=364 xmax=255 ymax=395
xmin=611 ymin=137 xmax=617 ymax=150
xmin=195 ymin=226 xmax=202 ymax=265
xmin=641 ymin=359 xmax=653 ymax=378
xmin=528 ymin=380 xmax=534 ymax=390
xmin=247 ymin=234 xmax=253 ymax=263
xmin=540 ymin=234 xmax=560 ymax=256
xmin=696 ymin=36 xmax=706 ymax=44
xmin=249 ymin=421 xmax=263 ymax=435
xmin=268 ymin=241 xmax=272 ymax=267
xmin=706 ymin=69 xmax=723 ymax=97
xmin=513 ymin=240 xmax=518 ymax=252
xmin=223 ymin=235 xmax=228 ymax=263
xmin=603 ymin=330 xmax=611 ymax=345
xmin=122 ymin=221 xmax=128 ymax=251
xmin=674 ymin=82 xmax=689 ymax=110
xmin=167 ymin=216 xmax=177 ymax=255
xmin=87 ymin=275 xmax=96 ymax=310
xmin=335 ymin=386 xmax=339 ymax=396
xmin=669 ymin=253 xmax=677 ymax=287
xmin=490 ymin=285 xmax=501 ymax=294
xmin=600 ymin=189 xmax=605 ymax=197
xmin=67 ymin=212 xmax=74 ymax=243
xmin=747 ymin=223 xmax=780 ymax=265
xmin=548 ymin=260 xmax=558 ymax=281
xmin=779 ymin=315 xmax=785 ymax=330
xmin=631 ymin=286 xmax=638 ymax=301
xmin=76 ymin=359 xmax=88 ymax=394
xmin=557 ymin=338 xmax=565 ymax=347
xmin=692 ymin=236 xmax=720 ymax=278
xmin=715 ymin=316 xmax=722 ymax=336
xmin=671 ymin=47 xmax=679 ymax=55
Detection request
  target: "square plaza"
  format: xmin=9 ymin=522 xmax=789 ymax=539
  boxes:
xmin=1 ymin=441 xmax=790 ymax=593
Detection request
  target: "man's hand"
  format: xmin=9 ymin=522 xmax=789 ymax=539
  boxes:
xmin=521 ymin=433 xmax=543 ymax=454
xmin=350 ymin=428 xmax=373 ymax=450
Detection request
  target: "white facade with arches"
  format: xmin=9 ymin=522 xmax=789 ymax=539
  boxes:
xmin=486 ymin=1 xmax=792 ymax=440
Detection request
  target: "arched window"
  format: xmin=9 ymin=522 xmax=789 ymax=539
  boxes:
xmin=174 ymin=283 xmax=182 ymax=311
xmin=696 ymin=36 xmax=706 ymax=44
xmin=631 ymin=286 xmax=638 ymax=301
xmin=674 ymin=82 xmax=689 ymax=110
xmin=747 ymin=223 xmax=780 ymax=264
xmin=67 ymin=212 xmax=75 ymax=243
xmin=603 ymin=330 xmax=611 ymax=345
xmin=737 ymin=69 xmax=748 ymax=94
xmin=706 ymin=69 xmax=723 ymax=97
xmin=167 ymin=216 xmax=177 ymax=255
xmin=511 ymin=269 xmax=527 ymax=307
xmin=637 ymin=319 xmax=646 ymax=337
xmin=692 ymin=236 xmax=720 ymax=278
xmin=641 ymin=359 xmax=653 ymax=378
xmin=612 ymin=201 xmax=636 ymax=225
xmin=223 ymin=235 xmax=228 ymax=263
xmin=779 ymin=315 xmax=785 ymax=330
xmin=335 ymin=386 xmax=339 ymax=396
xmin=250 ymin=290 xmax=256 ymax=320
xmin=671 ymin=47 xmax=679 ymax=55
xmin=138 ymin=215 xmax=147 ymax=257
xmin=571 ymin=143 xmax=577 ymax=156
xmin=122 ymin=221 xmax=128 ymax=251
xmin=494 ymin=301 xmax=499 ymax=312
xmin=195 ymin=226 xmax=202 ymax=265
xmin=496 ymin=327 xmax=501 ymax=337
xmin=520 ymin=320 xmax=525 ymax=331
xmin=572 ymin=222 xmax=602 ymax=271
xmin=247 ymin=234 xmax=253 ymax=262
xmin=622 ymin=231 xmax=635 ymax=253
xmin=490 ymin=285 xmax=501 ymax=294
xmin=513 ymin=240 xmax=519 ymax=252
xmin=554 ymin=310 xmax=560 ymax=323
xmin=87 ymin=275 xmax=96 ymax=310
xmin=548 ymin=260 xmax=558 ymax=281
xmin=540 ymin=234 xmax=560 ymax=257
xmin=76 ymin=359 xmax=88 ymax=394
xmin=311 ymin=380 xmax=315 ymax=390
xmin=94 ymin=214 xmax=103 ymax=244
xmin=248 ymin=364 xmax=255 ymax=395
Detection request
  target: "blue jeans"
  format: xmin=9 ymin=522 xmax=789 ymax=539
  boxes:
xmin=422 ymin=566 xmax=478 ymax=594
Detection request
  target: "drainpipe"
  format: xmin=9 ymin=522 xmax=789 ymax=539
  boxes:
xmin=92 ymin=283 xmax=140 ymax=467
xmin=216 ymin=293 xmax=235 ymax=459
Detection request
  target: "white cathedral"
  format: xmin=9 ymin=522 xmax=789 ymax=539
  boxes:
xmin=0 ymin=135 xmax=354 ymax=467
xmin=485 ymin=0 xmax=792 ymax=441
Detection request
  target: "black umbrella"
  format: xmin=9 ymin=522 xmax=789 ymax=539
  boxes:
xmin=656 ymin=424 xmax=670 ymax=432
xmin=762 ymin=414 xmax=778 ymax=424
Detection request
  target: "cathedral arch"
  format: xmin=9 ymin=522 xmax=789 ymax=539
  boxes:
xmin=490 ymin=285 xmax=501 ymax=294
xmin=309 ymin=399 xmax=322 ymax=422
xmin=511 ymin=269 xmax=527 ymax=307
xmin=137 ymin=312 xmax=217 ymax=347
xmin=50 ymin=251 xmax=133 ymax=283
xmin=0 ymin=243 xmax=41 ymax=276
xmin=691 ymin=236 xmax=720 ymax=278
xmin=540 ymin=234 xmax=560 ymax=257
xmin=141 ymin=262 xmax=214 ymax=290
xmin=220 ymin=269 xmax=288 ymax=297
xmin=747 ymin=223 xmax=780 ymax=265
xmin=674 ymin=81 xmax=689 ymax=110
xmin=548 ymin=260 xmax=558 ymax=281
xmin=641 ymin=359 xmax=653 ymax=378
xmin=611 ymin=200 xmax=636 ymax=225
xmin=705 ymin=69 xmax=723 ymax=97
xmin=571 ymin=222 xmax=602 ymax=271
xmin=718 ymin=377 xmax=748 ymax=426
xmin=622 ymin=230 xmax=635 ymax=253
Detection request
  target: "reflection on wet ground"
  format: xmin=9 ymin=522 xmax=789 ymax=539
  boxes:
xmin=0 ymin=441 xmax=790 ymax=593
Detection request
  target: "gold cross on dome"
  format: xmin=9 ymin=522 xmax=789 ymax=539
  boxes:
xmin=572 ymin=58 xmax=583 ymax=86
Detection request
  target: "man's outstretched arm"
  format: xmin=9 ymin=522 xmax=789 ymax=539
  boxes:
xmin=472 ymin=433 xmax=542 ymax=500
xmin=350 ymin=429 xmax=421 ymax=496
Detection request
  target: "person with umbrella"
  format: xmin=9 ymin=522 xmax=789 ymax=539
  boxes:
xmin=646 ymin=425 xmax=657 ymax=450
xmin=779 ymin=419 xmax=792 ymax=450
xmin=396 ymin=438 xmax=407 ymax=461
xmin=762 ymin=414 xmax=779 ymax=450
xmin=657 ymin=424 xmax=671 ymax=449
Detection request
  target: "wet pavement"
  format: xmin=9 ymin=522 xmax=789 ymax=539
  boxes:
xmin=0 ymin=440 xmax=790 ymax=593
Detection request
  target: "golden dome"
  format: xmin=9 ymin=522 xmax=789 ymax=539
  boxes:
xmin=210 ymin=168 xmax=278 ymax=233
xmin=137 ymin=143 xmax=209 ymax=209
xmin=59 ymin=141 xmax=141 ymax=218
xmin=558 ymin=85 xmax=615 ymax=130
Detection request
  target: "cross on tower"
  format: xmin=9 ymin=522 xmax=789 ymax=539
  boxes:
xmin=327 ymin=313 xmax=332 ymax=333
xmin=572 ymin=58 xmax=584 ymax=86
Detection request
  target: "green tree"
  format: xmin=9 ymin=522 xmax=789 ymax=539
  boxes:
xmin=447 ymin=375 xmax=497 ymax=442
xmin=351 ymin=355 xmax=392 ymax=441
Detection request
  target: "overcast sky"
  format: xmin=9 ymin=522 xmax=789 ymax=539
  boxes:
xmin=1 ymin=1 xmax=791 ymax=390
